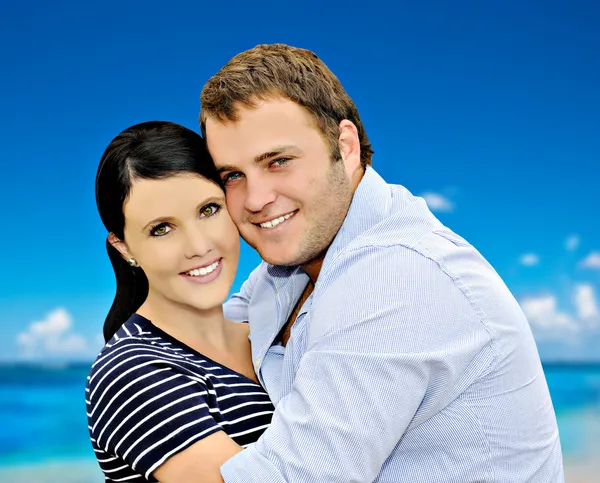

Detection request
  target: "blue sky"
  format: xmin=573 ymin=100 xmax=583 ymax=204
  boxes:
xmin=1 ymin=0 xmax=598 ymax=362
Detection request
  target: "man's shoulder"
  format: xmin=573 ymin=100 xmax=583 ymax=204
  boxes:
xmin=339 ymin=175 xmax=486 ymax=274
xmin=322 ymin=217 xmax=497 ymax=311
xmin=331 ymin=193 xmax=470 ymax=270
xmin=348 ymin=174 xmax=445 ymax=247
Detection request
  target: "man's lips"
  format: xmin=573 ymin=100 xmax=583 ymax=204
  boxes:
xmin=251 ymin=210 xmax=298 ymax=229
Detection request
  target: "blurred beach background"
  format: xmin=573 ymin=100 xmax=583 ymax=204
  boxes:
xmin=1 ymin=1 xmax=598 ymax=481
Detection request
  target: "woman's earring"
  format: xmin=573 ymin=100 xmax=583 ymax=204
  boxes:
xmin=127 ymin=257 xmax=139 ymax=267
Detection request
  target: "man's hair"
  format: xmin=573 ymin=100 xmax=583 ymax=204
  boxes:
xmin=200 ymin=43 xmax=373 ymax=167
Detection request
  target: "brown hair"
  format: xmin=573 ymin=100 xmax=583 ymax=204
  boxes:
xmin=199 ymin=43 xmax=373 ymax=167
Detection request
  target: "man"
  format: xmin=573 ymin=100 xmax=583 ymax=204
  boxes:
xmin=200 ymin=44 xmax=564 ymax=482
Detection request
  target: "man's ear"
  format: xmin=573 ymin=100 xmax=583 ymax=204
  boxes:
xmin=107 ymin=232 xmax=130 ymax=260
xmin=338 ymin=119 xmax=361 ymax=176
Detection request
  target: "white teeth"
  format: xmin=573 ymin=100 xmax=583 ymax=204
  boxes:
xmin=260 ymin=211 xmax=295 ymax=229
xmin=186 ymin=260 xmax=220 ymax=277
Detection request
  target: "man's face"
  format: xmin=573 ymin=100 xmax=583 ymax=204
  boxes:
xmin=205 ymin=98 xmax=354 ymax=268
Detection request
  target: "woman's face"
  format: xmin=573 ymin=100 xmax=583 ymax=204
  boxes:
xmin=119 ymin=173 xmax=240 ymax=312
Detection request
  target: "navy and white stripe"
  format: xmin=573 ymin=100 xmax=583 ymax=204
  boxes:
xmin=86 ymin=314 xmax=273 ymax=482
xmin=221 ymin=166 xmax=564 ymax=482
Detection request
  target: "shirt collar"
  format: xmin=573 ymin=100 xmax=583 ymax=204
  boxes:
xmin=320 ymin=166 xmax=391 ymax=272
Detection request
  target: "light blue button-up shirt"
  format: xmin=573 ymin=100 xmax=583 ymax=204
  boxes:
xmin=221 ymin=167 xmax=564 ymax=482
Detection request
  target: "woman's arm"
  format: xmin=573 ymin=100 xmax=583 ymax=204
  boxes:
xmin=87 ymin=350 xmax=247 ymax=482
xmin=154 ymin=430 xmax=242 ymax=483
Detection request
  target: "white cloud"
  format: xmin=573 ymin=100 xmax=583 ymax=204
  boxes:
xmin=420 ymin=192 xmax=454 ymax=213
xmin=565 ymin=234 xmax=580 ymax=252
xmin=521 ymin=283 xmax=600 ymax=361
xmin=16 ymin=308 xmax=101 ymax=360
xmin=520 ymin=294 xmax=578 ymax=333
xmin=520 ymin=253 xmax=540 ymax=266
xmin=521 ymin=284 xmax=600 ymax=340
xmin=574 ymin=284 xmax=599 ymax=324
xmin=579 ymin=252 xmax=600 ymax=269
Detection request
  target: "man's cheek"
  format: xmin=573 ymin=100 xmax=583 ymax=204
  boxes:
xmin=224 ymin=193 xmax=242 ymax=220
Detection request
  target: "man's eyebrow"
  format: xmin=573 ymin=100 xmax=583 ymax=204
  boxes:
xmin=216 ymin=145 xmax=301 ymax=174
xmin=216 ymin=164 xmax=237 ymax=175
xmin=253 ymin=144 xmax=299 ymax=163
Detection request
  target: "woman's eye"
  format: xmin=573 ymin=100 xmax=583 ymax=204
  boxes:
xmin=150 ymin=224 xmax=171 ymax=237
xmin=200 ymin=202 xmax=221 ymax=217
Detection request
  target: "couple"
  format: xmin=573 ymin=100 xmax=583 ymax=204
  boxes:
xmin=87 ymin=44 xmax=564 ymax=482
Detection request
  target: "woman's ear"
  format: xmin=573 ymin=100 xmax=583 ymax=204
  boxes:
xmin=107 ymin=233 xmax=130 ymax=260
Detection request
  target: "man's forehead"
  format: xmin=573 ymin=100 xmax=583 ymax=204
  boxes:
xmin=206 ymin=98 xmax=313 ymax=132
xmin=206 ymin=129 xmax=301 ymax=165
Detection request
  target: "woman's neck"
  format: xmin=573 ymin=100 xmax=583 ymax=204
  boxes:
xmin=137 ymin=292 xmax=231 ymax=353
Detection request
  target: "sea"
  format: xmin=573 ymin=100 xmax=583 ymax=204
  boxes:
xmin=0 ymin=362 xmax=598 ymax=482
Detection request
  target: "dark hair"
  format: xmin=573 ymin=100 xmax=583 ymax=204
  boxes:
xmin=95 ymin=121 xmax=222 ymax=342
xmin=200 ymin=43 xmax=374 ymax=167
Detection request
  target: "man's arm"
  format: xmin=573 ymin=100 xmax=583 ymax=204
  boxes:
xmin=221 ymin=246 xmax=493 ymax=482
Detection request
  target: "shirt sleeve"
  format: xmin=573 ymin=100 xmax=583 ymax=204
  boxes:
xmin=223 ymin=262 xmax=266 ymax=323
xmin=88 ymin=349 xmax=221 ymax=480
xmin=221 ymin=245 xmax=495 ymax=482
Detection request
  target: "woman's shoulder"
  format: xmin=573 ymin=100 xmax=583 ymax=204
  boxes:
xmin=91 ymin=315 xmax=157 ymax=364
xmin=86 ymin=315 xmax=193 ymax=395
xmin=104 ymin=313 xmax=155 ymax=347
xmin=85 ymin=329 xmax=227 ymax=478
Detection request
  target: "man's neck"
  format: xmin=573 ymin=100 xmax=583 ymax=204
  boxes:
xmin=301 ymin=256 xmax=325 ymax=283
xmin=281 ymin=278 xmax=315 ymax=346
xmin=300 ymin=166 xmax=366 ymax=283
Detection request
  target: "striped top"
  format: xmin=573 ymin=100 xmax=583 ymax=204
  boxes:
xmin=86 ymin=314 xmax=274 ymax=482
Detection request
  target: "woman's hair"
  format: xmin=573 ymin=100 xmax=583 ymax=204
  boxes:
xmin=95 ymin=121 xmax=223 ymax=342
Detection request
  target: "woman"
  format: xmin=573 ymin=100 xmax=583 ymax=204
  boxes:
xmin=87 ymin=121 xmax=274 ymax=482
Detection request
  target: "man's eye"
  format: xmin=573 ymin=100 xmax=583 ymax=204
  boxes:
xmin=200 ymin=202 xmax=221 ymax=217
xmin=271 ymin=157 xmax=290 ymax=167
xmin=223 ymin=172 xmax=243 ymax=184
xmin=150 ymin=224 xmax=171 ymax=237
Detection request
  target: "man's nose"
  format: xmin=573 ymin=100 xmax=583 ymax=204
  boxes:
xmin=244 ymin=174 xmax=277 ymax=214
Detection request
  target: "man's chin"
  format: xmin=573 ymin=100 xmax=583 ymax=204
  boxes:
xmin=258 ymin=247 xmax=326 ymax=271
xmin=252 ymin=244 xmax=300 ymax=267
xmin=259 ymin=252 xmax=300 ymax=267
xmin=241 ymin=233 xmax=293 ymax=264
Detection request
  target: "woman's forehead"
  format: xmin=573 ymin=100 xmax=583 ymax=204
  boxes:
xmin=123 ymin=174 xmax=222 ymax=222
